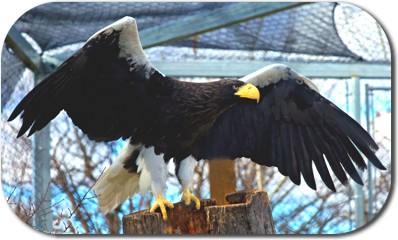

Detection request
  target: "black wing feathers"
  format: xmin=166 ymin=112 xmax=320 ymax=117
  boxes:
xmin=8 ymin=53 xmax=85 ymax=137
xmin=322 ymin=103 xmax=384 ymax=170
xmin=192 ymin=79 xmax=384 ymax=191
xmin=304 ymin=126 xmax=336 ymax=191
xmin=296 ymin=125 xmax=316 ymax=190
xmin=8 ymin=30 xmax=154 ymax=143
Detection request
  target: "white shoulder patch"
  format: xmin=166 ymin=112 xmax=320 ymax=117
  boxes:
xmin=87 ymin=16 xmax=159 ymax=77
xmin=88 ymin=16 xmax=136 ymax=42
xmin=240 ymin=64 xmax=319 ymax=93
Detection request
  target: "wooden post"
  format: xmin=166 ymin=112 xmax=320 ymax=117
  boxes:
xmin=208 ymin=159 xmax=236 ymax=205
xmin=122 ymin=190 xmax=275 ymax=234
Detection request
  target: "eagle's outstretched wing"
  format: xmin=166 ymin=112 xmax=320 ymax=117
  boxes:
xmin=191 ymin=64 xmax=385 ymax=191
xmin=8 ymin=17 xmax=159 ymax=142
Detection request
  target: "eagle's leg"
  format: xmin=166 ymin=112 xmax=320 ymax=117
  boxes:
xmin=142 ymin=146 xmax=174 ymax=220
xmin=177 ymin=157 xmax=200 ymax=210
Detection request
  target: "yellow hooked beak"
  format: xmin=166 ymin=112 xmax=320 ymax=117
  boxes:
xmin=234 ymin=83 xmax=260 ymax=103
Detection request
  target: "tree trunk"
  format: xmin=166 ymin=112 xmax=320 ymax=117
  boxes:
xmin=123 ymin=190 xmax=275 ymax=234
xmin=208 ymin=159 xmax=236 ymax=205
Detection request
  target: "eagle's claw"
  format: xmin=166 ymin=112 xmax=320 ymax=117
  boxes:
xmin=150 ymin=195 xmax=174 ymax=221
xmin=181 ymin=189 xmax=201 ymax=210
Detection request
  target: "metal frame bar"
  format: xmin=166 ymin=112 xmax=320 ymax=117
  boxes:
xmin=140 ymin=2 xmax=307 ymax=48
xmin=45 ymin=55 xmax=391 ymax=79
xmin=5 ymin=26 xmax=41 ymax=72
xmin=350 ymin=76 xmax=365 ymax=229
xmin=152 ymin=60 xmax=391 ymax=79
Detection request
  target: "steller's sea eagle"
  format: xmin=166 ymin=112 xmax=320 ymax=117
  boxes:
xmin=8 ymin=17 xmax=385 ymax=220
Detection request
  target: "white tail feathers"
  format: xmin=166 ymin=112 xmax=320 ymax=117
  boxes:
xmin=93 ymin=165 xmax=140 ymax=213
xmin=93 ymin=143 xmax=167 ymax=213
xmin=93 ymin=143 xmax=143 ymax=213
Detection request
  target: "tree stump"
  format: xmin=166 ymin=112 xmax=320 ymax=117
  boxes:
xmin=123 ymin=190 xmax=275 ymax=234
xmin=122 ymin=211 xmax=164 ymax=234
xmin=206 ymin=190 xmax=275 ymax=234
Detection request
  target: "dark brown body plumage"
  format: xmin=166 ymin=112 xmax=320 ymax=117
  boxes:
xmin=128 ymin=74 xmax=248 ymax=161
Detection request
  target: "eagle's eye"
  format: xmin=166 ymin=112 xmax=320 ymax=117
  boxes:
xmin=232 ymin=85 xmax=239 ymax=91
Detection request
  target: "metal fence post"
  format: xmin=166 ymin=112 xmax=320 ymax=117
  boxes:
xmin=350 ymin=75 xmax=365 ymax=228
xmin=32 ymin=63 xmax=53 ymax=233
xmin=365 ymin=84 xmax=374 ymax=221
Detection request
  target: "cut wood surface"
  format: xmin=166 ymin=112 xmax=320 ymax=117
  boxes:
xmin=123 ymin=190 xmax=275 ymax=235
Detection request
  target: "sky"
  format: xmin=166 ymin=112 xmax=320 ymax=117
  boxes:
xmin=0 ymin=0 xmax=395 ymax=239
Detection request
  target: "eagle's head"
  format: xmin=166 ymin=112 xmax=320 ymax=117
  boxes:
xmin=216 ymin=79 xmax=260 ymax=104
xmin=233 ymin=82 xmax=260 ymax=103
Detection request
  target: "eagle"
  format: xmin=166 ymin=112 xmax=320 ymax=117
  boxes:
xmin=8 ymin=17 xmax=385 ymax=220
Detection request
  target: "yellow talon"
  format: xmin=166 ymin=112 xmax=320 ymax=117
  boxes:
xmin=181 ymin=189 xmax=201 ymax=210
xmin=149 ymin=195 xmax=174 ymax=221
